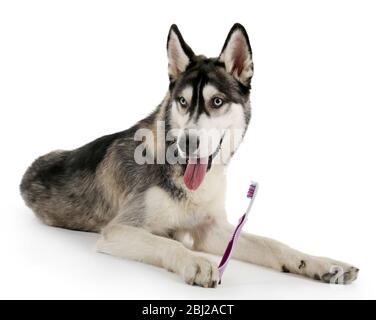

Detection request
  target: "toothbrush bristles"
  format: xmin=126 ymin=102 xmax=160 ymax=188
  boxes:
xmin=247 ymin=183 xmax=257 ymax=198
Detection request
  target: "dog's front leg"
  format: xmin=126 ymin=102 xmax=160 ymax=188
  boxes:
xmin=193 ymin=220 xmax=359 ymax=284
xmin=96 ymin=223 xmax=219 ymax=287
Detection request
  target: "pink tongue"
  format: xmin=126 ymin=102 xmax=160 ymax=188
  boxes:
xmin=183 ymin=158 xmax=208 ymax=191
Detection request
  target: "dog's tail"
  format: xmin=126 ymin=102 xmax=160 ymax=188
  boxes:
xmin=20 ymin=150 xmax=67 ymax=208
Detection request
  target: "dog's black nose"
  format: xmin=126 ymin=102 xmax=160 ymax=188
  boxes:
xmin=178 ymin=132 xmax=200 ymax=157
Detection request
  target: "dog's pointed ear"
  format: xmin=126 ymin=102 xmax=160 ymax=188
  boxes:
xmin=219 ymin=23 xmax=253 ymax=86
xmin=167 ymin=24 xmax=195 ymax=80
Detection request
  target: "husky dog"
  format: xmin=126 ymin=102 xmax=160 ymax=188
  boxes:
xmin=20 ymin=24 xmax=358 ymax=287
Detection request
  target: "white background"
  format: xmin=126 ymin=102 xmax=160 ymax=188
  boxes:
xmin=1 ymin=0 xmax=375 ymax=299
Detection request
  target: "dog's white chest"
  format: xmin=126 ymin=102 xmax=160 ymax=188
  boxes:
xmin=143 ymin=165 xmax=226 ymax=234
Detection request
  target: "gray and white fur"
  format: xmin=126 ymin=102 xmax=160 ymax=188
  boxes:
xmin=20 ymin=24 xmax=358 ymax=287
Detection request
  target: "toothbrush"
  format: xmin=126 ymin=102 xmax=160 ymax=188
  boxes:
xmin=218 ymin=182 xmax=259 ymax=284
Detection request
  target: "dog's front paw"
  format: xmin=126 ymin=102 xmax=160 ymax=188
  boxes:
xmin=305 ymin=257 xmax=359 ymax=284
xmin=320 ymin=265 xmax=359 ymax=284
xmin=181 ymin=256 xmax=219 ymax=288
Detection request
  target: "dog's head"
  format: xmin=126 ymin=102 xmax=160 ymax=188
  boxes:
xmin=166 ymin=24 xmax=253 ymax=190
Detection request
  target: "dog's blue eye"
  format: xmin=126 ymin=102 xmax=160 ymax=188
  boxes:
xmin=212 ymin=97 xmax=223 ymax=108
xmin=178 ymin=97 xmax=187 ymax=107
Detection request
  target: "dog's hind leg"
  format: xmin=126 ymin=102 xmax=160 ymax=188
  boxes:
xmin=192 ymin=220 xmax=359 ymax=284
xmin=96 ymin=223 xmax=219 ymax=287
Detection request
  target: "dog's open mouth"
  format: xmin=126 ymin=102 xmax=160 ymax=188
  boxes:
xmin=183 ymin=137 xmax=223 ymax=191
xmin=183 ymin=157 xmax=208 ymax=191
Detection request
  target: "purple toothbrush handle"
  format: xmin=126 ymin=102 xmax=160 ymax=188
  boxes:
xmin=218 ymin=213 xmax=247 ymax=283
